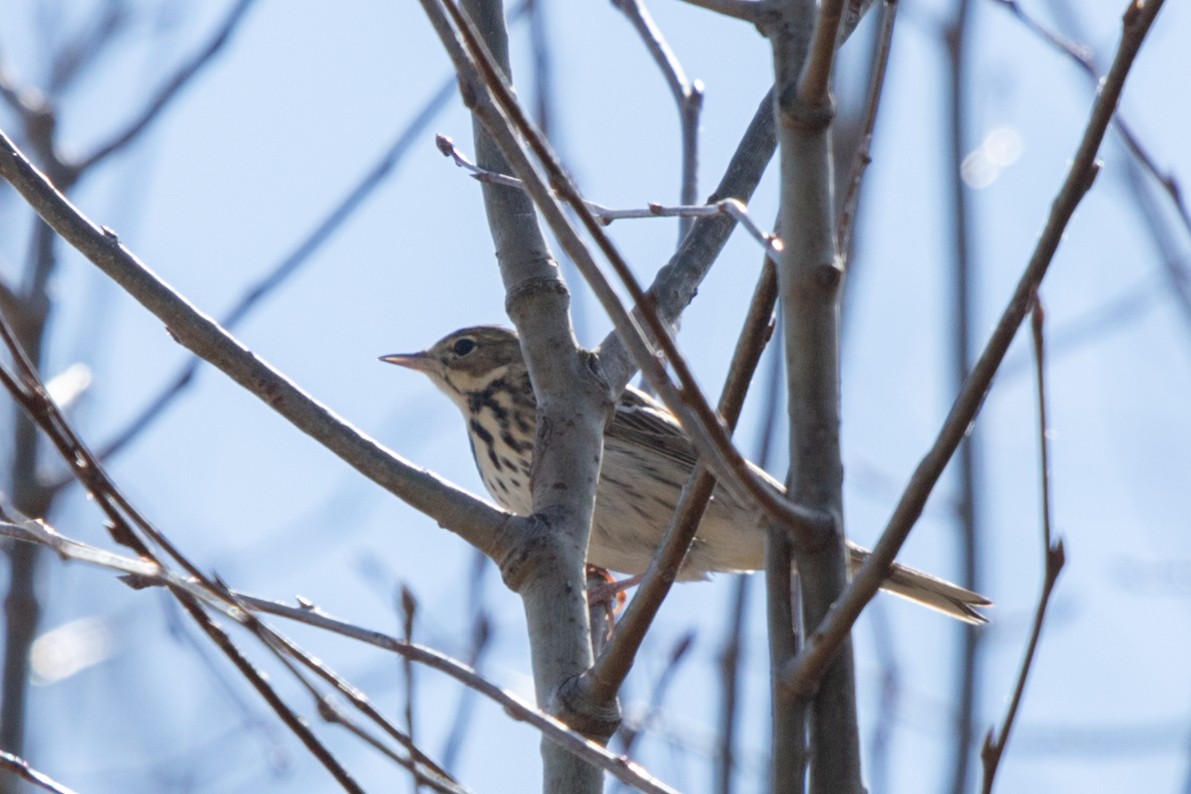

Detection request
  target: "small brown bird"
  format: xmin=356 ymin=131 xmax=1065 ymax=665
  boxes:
xmin=382 ymin=326 xmax=990 ymax=623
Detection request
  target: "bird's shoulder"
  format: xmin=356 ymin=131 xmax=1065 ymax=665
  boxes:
xmin=607 ymin=385 xmax=699 ymax=469
xmin=609 ymin=385 xmax=786 ymax=494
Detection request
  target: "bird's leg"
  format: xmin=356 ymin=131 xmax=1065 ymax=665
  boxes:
xmin=585 ymin=565 xmax=640 ymax=613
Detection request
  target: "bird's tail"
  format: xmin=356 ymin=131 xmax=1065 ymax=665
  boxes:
xmin=847 ymin=543 xmax=991 ymax=624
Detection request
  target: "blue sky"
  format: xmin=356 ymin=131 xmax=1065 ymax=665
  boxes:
xmin=2 ymin=1 xmax=1189 ymax=791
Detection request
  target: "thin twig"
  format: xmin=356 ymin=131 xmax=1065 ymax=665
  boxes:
xmin=0 ymin=751 xmax=79 ymax=794
xmin=612 ymin=0 xmax=704 ymax=243
xmin=245 ymin=598 xmax=672 ymax=794
xmin=71 ymin=0 xmax=258 ymax=175
xmin=231 ymin=600 xmax=461 ymax=792
xmin=580 ymin=260 xmax=777 ymax=705
xmin=0 ymin=513 xmax=680 ymax=794
xmin=316 ymin=695 xmax=467 ymax=794
xmin=4 ymin=311 xmax=462 ymax=792
xmin=614 ymin=631 xmax=696 ymax=770
xmin=0 ymin=326 xmax=368 ymax=793
xmin=994 ymin=0 xmax=1191 ymax=239
xmin=440 ymin=575 xmax=493 ymax=770
xmin=436 ymin=135 xmax=781 ymax=261
xmin=978 ymin=296 xmax=1065 ymax=794
xmin=943 ymin=1 xmax=981 ymax=790
xmin=0 ymin=126 xmax=513 ymax=559
xmin=616 ymin=0 xmax=876 ymax=354
xmin=69 ymin=77 xmax=458 ymax=476
xmin=780 ymin=0 xmax=1166 ymax=699
xmin=399 ymin=584 xmax=422 ymax=793
xmin=176 ymin=595 xmax=367 ymax=793
xmin=995 ymin=0 xmax=1191 ymax=339
xmin=836 ymin=0 xmax=898 ymax=256
xmin=715 ymin=575 xmax=751 ymax=794
xmin=865 ymin=602 xmax=902 ymax=794
xmin=426 ymin=5 xmax=823 ymax=544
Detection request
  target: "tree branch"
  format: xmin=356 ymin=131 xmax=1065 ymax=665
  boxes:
xmin=836 ymin=0 xmax=898 ymax=256
xmin=71 ymin=0 xmax=259 ymax=175
xmin=978 ymin=298 xmax=1065 ymax=794
xmin=0 ymin=510 xmax=681 ymax=794
xmin=452 ymin=3 xmax=614 ymax=792
xmin=79 ymin=76 xmax=459 ymax=474
xmin=780 ymin=0 xmax=1166 ymax=701
xmin=612 ymin=0 xmax=704 ymax=244
xmin=766 ymin=0 xmax=861 ymax=789
xmin=427 ymin=0 xmax=829 ymax=551
xmin=0 ymin=126 xmax=514 ymax=563
xmin=577 ymin=259 xmax=777 ymax=707
xmin=0 ymin=751 xmax=78 ymax=794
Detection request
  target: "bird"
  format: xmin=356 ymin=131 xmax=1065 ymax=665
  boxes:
xmin=381 ymin=325 xmax=990 ymax=623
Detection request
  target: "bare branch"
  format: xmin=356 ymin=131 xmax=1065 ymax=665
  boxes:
xmin=0 ymin=513 xmax=681 ymax=794
xmin=0 ymin=325 xmax=365 ymax=794
xmin=615 ymin=631 xmax=696 ymax=758
xmin=622 ymin=0 xmax=875 ymax=342
xmin=175 ymin=595 xmax=368 ymax=793
xmin=78 ymin=77 xmax=459 ymax=472
xmin=578 ymin=260 xmax=777 ymax=704
xmin=612 ymin=0 xmax=704 ymax=243
xmin=0 ymin=751 xmax=79 ymax=794
xmin=837 ymin=0 xmax=898 ymax=256
xmin=943 ymin=1 xmax=981 ymax=789
xmin=767 ymin=0 xmax=860 ymax=787
xmin=0 ymin=126 xmax=514 ymax=562
xmin=72 ymin=0 xmax=258 ymax=175
xmin=0 ymin=342 xmax=463 ymax=793
xmin=230 ymin=598 xmax=462 ymax=792
xmin=994 ymin=0 xmax=1191 ymax=340
xmin=398 ymin=584 xmax=420 ymax=792
xmin=437 ymin=134 xmax=782 ymax=260
xmin=978 ymin=297 xmax=1065 ymax=794
xmin=314 ymin=695 xmax=467 ymax=794
xmin=798 ymin=0 xmax=847 ymax=105
xmin=715 ymin=575 xmax=751 ymax=794
xmin=780 ymin=0 xmax=1166 ymax=700
xmin=425 ymin=0 xmax=827 ymax=544
xmin=995 ymin=0 xmax=1191 ymax=237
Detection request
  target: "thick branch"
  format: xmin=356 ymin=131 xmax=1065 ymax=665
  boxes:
xmin=768 ymin=0 xmax=861 ymax=789
xmin=780 ymin=0 xmax=1166 ymax=700
xmin=453 ymin=4 xmax=613 ymax=793
xmin=430 ymin=0 xmax=828 ymax=553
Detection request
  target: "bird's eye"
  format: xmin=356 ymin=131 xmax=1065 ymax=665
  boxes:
xmin=452 ymin=338 xmax=477 ymax=356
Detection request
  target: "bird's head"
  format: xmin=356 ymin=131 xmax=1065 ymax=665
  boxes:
xmin=380 ymin=325 xmax=527 ymax=406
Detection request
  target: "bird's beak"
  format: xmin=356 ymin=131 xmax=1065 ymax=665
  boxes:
xmin=379 ymin=352 xmax=433 ymax=373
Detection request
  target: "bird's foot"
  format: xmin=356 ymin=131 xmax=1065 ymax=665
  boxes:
xmin=586 ymin=566 xmax=640 ymax=612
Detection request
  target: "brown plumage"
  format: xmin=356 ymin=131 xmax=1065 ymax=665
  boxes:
xmin=382 ymin=326 xmax=990 ymax=623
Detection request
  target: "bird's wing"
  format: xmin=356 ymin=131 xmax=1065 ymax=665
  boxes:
xmin=607 ymin=386 xmax=701 ymax=471
xmin=610 ymin=385 xmax=790 ymax=498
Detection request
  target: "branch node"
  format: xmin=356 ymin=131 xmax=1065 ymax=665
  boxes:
xmin=778 ymin=90 xmax=836 ymax=133
xmin=553 ymin=674 xmax=622 ymax=740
